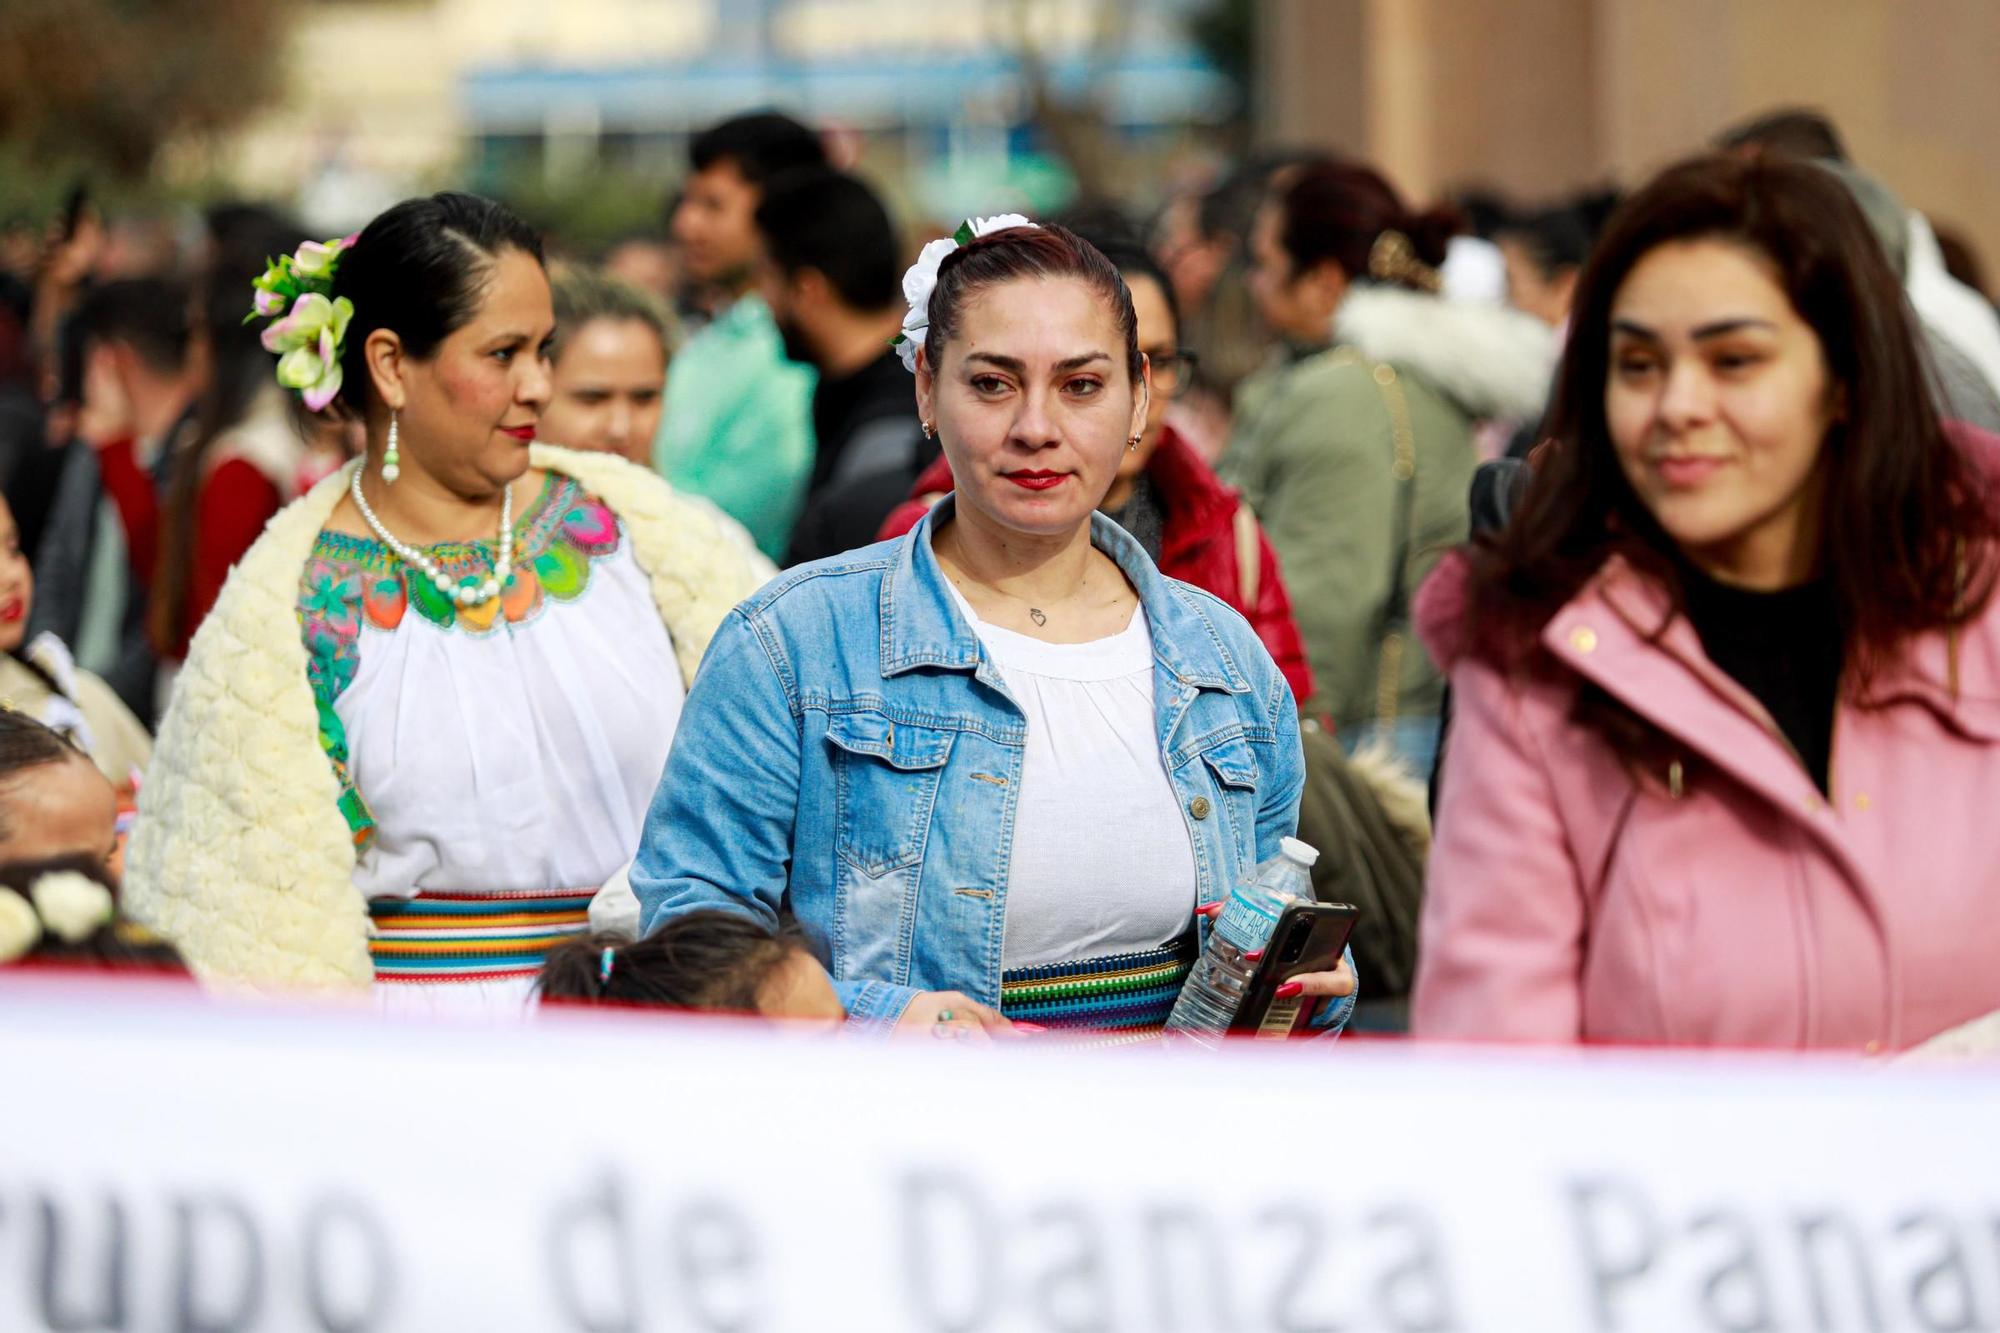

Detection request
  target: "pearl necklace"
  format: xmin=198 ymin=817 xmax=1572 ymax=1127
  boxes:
xmin=349 ymin=465 xmax=514 ymax=606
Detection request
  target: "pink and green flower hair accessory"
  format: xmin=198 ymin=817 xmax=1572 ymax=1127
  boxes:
xmin=247 ymin=233 xmax=359 ymax=412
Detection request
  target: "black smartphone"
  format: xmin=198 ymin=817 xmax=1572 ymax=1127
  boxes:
xmin=1229 ymin=900 xmax=1359 ymax=1038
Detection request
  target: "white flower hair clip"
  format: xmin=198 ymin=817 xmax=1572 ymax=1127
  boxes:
xmin=29 ymin=871 xmax=114 ymax=945
xmin=0 ymin=889 xmax=39 ymax=963
xmin=891 ymin=213 xmax=1037 ymax=373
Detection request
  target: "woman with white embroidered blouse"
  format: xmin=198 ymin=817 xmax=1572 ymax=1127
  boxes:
xmin=631 ymin=219 xmax=1355 ymax=1039
xmin=125 ymin=194 xmax=770 ymax=1008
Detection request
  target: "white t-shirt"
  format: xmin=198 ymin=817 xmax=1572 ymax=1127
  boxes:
xmin=946 ymin=583 xmax=1199 ymax=969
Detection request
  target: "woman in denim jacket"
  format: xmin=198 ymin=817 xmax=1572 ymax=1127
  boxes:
xmin=631 ymin=221 xmax=1355 ymax=1037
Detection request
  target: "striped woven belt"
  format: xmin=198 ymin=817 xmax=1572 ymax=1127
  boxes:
xmin=998 ymin=933 xmax=1198 ymax=1045
xmin=367 ymin=888 xmax=596 ymax=985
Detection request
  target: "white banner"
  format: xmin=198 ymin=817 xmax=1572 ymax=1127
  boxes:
xmin=1 ymin=974 xmax=1997 ymax=1332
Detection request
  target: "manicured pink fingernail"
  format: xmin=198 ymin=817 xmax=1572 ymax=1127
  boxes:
xmin=1243 ymin=948 xmax=1265 ymax=963
xmin=1274 ymin=981 xmax=1305 ymax=1000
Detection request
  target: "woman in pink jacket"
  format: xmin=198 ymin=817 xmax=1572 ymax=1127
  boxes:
xmin=1414 ymin=153 xmax=2000 ymax=1051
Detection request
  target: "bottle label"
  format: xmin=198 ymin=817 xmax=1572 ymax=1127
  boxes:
xmin=1255 ymin=994 xmax=1306 ymax=1038
xmin=1213 ymin=890 xmax=1282 ymax=953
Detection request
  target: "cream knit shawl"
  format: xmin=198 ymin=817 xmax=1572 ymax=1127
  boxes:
xmin=124 ymin=444 xmax=775 ymax=989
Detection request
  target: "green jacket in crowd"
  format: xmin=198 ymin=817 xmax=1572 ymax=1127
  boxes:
xmin=652 ymin=293 xmax=816 ymax=561
xmin=1222 ymin=286 xmax=1554 ymax=735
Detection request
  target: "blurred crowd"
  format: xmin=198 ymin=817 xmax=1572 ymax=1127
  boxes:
xmin=4 ymin=101 xmax=2000 ymax=1057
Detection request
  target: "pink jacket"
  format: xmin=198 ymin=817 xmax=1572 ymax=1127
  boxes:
xmin=1413 ymin=542 xmax=2000 ymax=1051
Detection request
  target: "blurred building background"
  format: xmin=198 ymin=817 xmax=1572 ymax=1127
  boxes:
xmin=1262 ymin=0 xmax=2000 ymax=268
xmin=2 ymin=0 xmax=1996 ymax=264
xmin=159 ymin=0 xmax=1247 ymax=247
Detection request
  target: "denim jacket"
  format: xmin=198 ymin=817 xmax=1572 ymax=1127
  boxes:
xmin=631 ymin=499 xmax=1355 ymax=1034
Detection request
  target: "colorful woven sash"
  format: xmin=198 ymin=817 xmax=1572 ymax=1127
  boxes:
xmin=367 ymin=889 xmax=596 ymax=985
xmin=998 ymin=933 xmax=1197 ymax=1045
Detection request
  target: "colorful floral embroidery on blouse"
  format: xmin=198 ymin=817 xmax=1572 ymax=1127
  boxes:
xmin=295 ymin=474 xmax=624 ymax=846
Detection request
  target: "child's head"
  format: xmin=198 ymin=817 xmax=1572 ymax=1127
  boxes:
xmin=0 ymin=710 xmax=118 ymax=873
xmin=0 ymin=852 xmax=187 ymax=972
xmin=538 ymin=911 xmax=844 ymax=1023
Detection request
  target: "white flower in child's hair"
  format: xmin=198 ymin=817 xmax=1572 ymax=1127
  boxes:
xmin=29 ymin=871 xmax=114 ymax=945
xmin=262 ymin=292 xmax=354 ymax=413
xmin=0 ymin=888 xmax=42 ymax=962
xmin=891 ymin=213 xmax=1037 ymax=372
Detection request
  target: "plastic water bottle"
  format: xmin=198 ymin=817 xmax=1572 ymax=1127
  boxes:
xmin=1163 ymin=837 xmax=1320 ymax=1047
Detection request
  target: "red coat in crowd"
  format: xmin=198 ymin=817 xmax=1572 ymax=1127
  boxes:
xmin=98 ymin=438 xmax=285 ymax=663
xmin=877 ymin=425 xmax=1316 ymax=704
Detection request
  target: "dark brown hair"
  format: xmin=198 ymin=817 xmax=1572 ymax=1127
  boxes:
xmin=1463 ymin=153 xmax=1999 ymax=694
xmin=1714 ymin=106 xmax=1849 ymax=164
xmin=0 ymin=710 xmax=84 ymax=845
xmin=538 ymin=912 xmax=806 ymax=1013
xmin=924 ymin=223 xmax=1141 ymax=382
xmin=1270 ymin=161 xmax=1460 ymax=288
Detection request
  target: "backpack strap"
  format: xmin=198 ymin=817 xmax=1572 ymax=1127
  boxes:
xmin=1233 ymin=503 xmax=1261 ymax=611
xmin=1366 ymin=361 xmax=1419 ymax=728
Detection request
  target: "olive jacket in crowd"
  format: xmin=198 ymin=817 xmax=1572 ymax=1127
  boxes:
xmin=1413 ymin=425 xmax=2000 ymax=1050
xmin=1221 ymin=286 xmax=1554 ymax=730
xmin=124 ymin=444 xmax=773 ymax=989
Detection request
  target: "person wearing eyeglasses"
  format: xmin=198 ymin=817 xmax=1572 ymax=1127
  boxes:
xmin=878 ymin=234 xmax=1313 ymax=702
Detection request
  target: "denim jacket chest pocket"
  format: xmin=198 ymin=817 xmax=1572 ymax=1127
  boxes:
xmin=825 ymin=711 xmax=958 ymax=876
xmin=1188 ymin=729 xmax=1262 ymax=871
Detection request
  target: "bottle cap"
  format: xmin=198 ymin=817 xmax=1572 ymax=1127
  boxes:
xmin=1280 ymin=836 xmax=1320 ymax=867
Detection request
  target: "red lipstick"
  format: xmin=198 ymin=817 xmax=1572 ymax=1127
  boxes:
xmin=0 ymin=599 xmax=23 ymax=624
xmin=499 ymin=424 xmax=536 ymax=442
xmin=1003 ymin=470 xmax=1066 ymax=491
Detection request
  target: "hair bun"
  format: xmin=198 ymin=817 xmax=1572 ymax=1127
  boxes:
xmin=1402 ymin=204 xmax=1464 ymax=270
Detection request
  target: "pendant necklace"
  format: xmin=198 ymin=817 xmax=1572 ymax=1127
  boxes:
xmin=944 ymin=530 xmax=1084 ymax=629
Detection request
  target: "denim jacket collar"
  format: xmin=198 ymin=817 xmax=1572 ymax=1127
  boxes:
xmin=884 ymin=496 xmax=1251 ymax=694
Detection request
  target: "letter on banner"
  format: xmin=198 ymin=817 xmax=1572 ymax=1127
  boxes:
xmin=1687 ymin=1209 xmax=1774 ymax=1331
xmin=1567 ymin=1176 xmax=1660 ymax=1329
xmin=547 ymin=1171 xmax=641 ymax=1332
xmin=172 ymin=1193 xmax=266 ymax=1332
xmin=303 ymin=1195 xmax=397 ymax=1333
xmin=1792 ymin=1212 xmax=1884 ymax=1333
xmin=898 ymin=1172 xmax=998 ymax=1332
xmin=1370 ymin=1206 xmax=1460 ymax=1332
xmin=1895 ymin=1214 xmax=1986 ymax=1332
xmin=1023 ymin=1204 xmax=1111 ymax=1332
xmin=36 ymin=1195 xmax=129 ymax=1331
xmin=1258 ymin=1202 xmax=1336 ymax=1330
xmin=1142 ymin=1204 xmax=1233 ymax=1331
xmin=670 ymin=1199 xmax=761 ymax=1332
